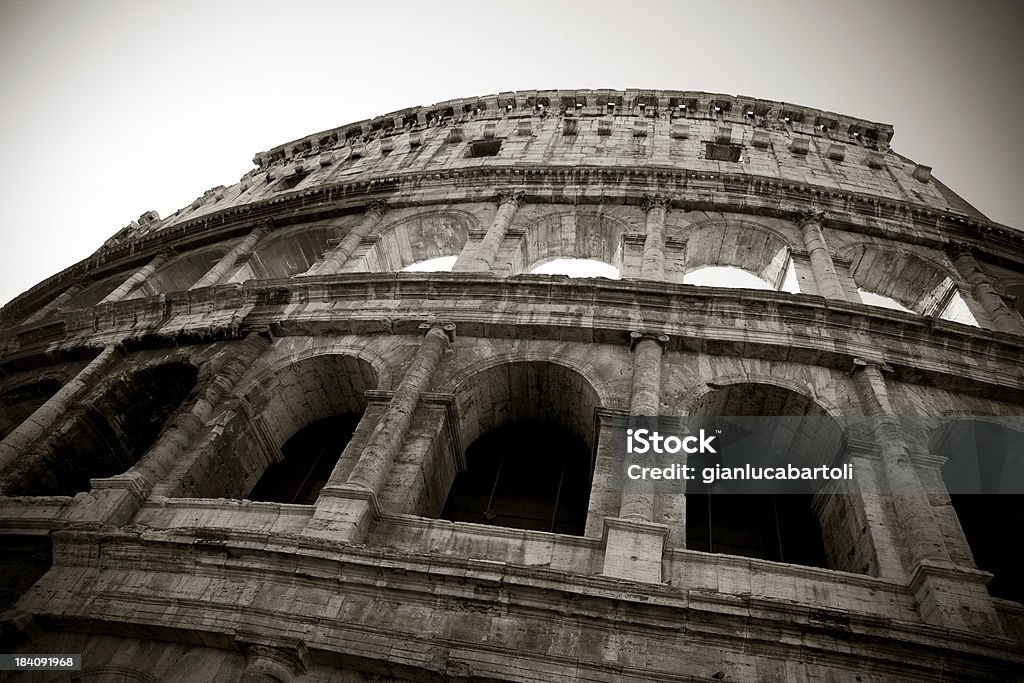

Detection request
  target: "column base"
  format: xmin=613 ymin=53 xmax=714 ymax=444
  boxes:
xmin=601 ymin=516 xmax=670 ymax=584
xmin=909 ymin=560 xmax=1003 ymax=635
xmin=302 ymin=484 xmax=379 ymax=543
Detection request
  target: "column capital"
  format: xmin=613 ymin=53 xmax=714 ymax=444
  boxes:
xmin=944 ymin=240 xmax=979 ymax=260
xmin=641 ymin=193 xmax=672 ymax=213
xmin=235 ymin=635 xmax=310 ymax=683
xmin=629 ymin=330 xmax=669 ymax=351
xmin=419 ymin=321 xmax=456 ymax=342
xmin=496 ymin=189 xmax=526 ymax=207
xmin=795 ymin=208 xmax=827 ymax=228
xmin=852 ymin=357 xmax=892 ymax=374
xmin=364 ymin=199 xmax=389 ymax=218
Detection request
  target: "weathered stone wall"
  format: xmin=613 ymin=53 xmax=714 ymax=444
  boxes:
xmin=1 ymin=89 xmax=1023 ymax=681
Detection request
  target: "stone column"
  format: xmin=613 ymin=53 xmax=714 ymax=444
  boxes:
xmin=852 ymin=358 xmax=1002 ymax=634
xmin=0 ymin=345 xmax=122 ymax=478
xmin=947 ymin=243 xmax=1024 ymax=335
xmin=98 ymin=250 xmax=173 ymax=304
xmin=603 ymin=331 xmax=670 ymax=584
xmin=191 ymin=221 xmax=273 ymax=289
xmin=454 ymin=190 xmax=524 ymax=272
xmin=20 ymin=285 xmax=83 ymax=325
xmin=640 ymin=194 xmax=670 ymax=280
xmin=305 ymin=322 xmax=454 ymax=541
xmin=796 ymin=210 xmax=846 ymax=301
xmin=618 ymin=332 xmax=667 ymax=522
xmin=303 ymin=201 xmax=387 ymax=276
xmin=74 ymin=330 xmax=272 ymax=525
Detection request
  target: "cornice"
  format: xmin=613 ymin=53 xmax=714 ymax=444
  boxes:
xmin=2 ymin=274 xmax=1022 ymax=402
xmin=5 ymin=165 xmax=1022 ymax=321
xmin=256 ymin=88 xmax=896 ymax=164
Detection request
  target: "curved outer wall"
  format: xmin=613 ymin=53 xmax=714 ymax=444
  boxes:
xmin=0 ymin=89 xmax=1023 ymax=681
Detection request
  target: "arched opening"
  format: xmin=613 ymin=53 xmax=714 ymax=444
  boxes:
xmin=682 ymin=222 xmax=799 ymax=293
xmin=189 ymin=354 xmax=380 ymax=502
xmin=228 ymin=225 xmax=339 ymax=282
xmin=849 ymin=246 xmax=978 ymax=325
xmin=247 ymin=414 xmax=362 ymax=504
xmin=685 ymin=382 xmax=848 ymax=570
xmin=401 ymin=256 xmax=457 ymax=272
xmin=530 ymin=257 xmax=620 ymax=279
xmin=442 ymin=361 xmax=601 ymax=535
xmin=2 ymin=362 xmax=199 ymax=496
xmin=0 ymin=377 xmax=62 ymax=440
xmin=124 ymin=244 xmax=230 ymax=298
xmin=363 ymin=211 xmax=474 ymax=272
xmin=684 ymin=265 xmax=791 ymax=291
xmin=64 ymin=273 xmax=129 ymax=309
xmin=935 ymin=419 xmax=1024 ymax=603
xmin=514 ymin=212 xmax=624 ymax=277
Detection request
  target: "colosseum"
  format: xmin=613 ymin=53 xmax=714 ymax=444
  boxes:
xmin=0 ymin=88 xmax=1022 ymax=681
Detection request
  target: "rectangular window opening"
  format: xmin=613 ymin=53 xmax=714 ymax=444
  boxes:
xmin=278 ymin=172 xmax=310 ymax=191
xmin=466 ymin=139 xmax=502 ymax=158
xmin=705 ymin=142 xmax=742 ymax=162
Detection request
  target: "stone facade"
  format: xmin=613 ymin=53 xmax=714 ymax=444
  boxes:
xmin=0 ymin=88 xmax=1023 ymax=681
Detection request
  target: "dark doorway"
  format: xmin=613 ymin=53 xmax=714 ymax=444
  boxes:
xmin=442 ymin=420 xmax=591 ymax=535
xmin=248 ymin=414 xmax=362 ymax=505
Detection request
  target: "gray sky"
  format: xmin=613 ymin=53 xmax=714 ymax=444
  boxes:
xmin=1 ymin=0 xmax=1021 ymax=306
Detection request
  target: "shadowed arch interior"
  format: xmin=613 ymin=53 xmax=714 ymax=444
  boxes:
xmin=362 ymin=211 xmax=474 ymax=272
xmin=64 ymin=272 xmax=130 ymax=309
xmin=513 ymin=212 xmax=625 ymax=276
xmin=1 ymin=362 xmax=198 ymax=496
xmin=442 ymin=361 xmax=602 ymax=534
xmin=687 ymin=382 xmax=851 ymax=571
xmin=224 ymin=354 xmax=378 ymax=503
xmin=228 ymin=224 xmax=343 ymax=281
xmin=0 ymin=377 xmax=62 ymax=441
xmin=125 ymin=244 xmax=230 ymax=298
xmin=935 ymin=418 xmax=1024 ymax=603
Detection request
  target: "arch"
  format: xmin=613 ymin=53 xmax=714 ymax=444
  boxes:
xmin=441 ymin=352 xmax=616 ymax=414
xmin=234 ymin=343 xmax=393 ymax=398
xmin=512 ymin=211 xmax=627 ymax=276
xmin=681 ymin=219 xmax=796 ymax=290
xmin=686 ymin=373 xmax=846 ymax=420
xmin=3 ymin=361 xmax=199 ymax=496
xmin=125 ymin=243 xmax=232 ymax=298
xmin=228 ymin=223 xmax=340 ymax=282
xmin=441 ymin=360 xmax=605 ymax=535
xmin=189 ymin=352 xmax=380 ymax=501
xmin=841 ymin=244 xmax=962 ymax=317
xmin=684 ymin=380 xmax=851 ymax=571
xmin=932 ymin=417 xmax=1024 ymax=603
xmin=63 ymin=272 xmax=129 ymax=309
xmin=0 ymin=376 xmax=63 ymax=440
xmin=363 ymin=210 xmax=476 ymax=272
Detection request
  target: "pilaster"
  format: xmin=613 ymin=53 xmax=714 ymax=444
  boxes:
xmin=304 ymin=322 xmax=454 ymax=543
xmin=192 ymin=220 xmax=274 ymax=289
xmin=796 ymin=209 xmax=846 ymax=300
xmin=453 ymin=190 xmax=524 ymax=272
